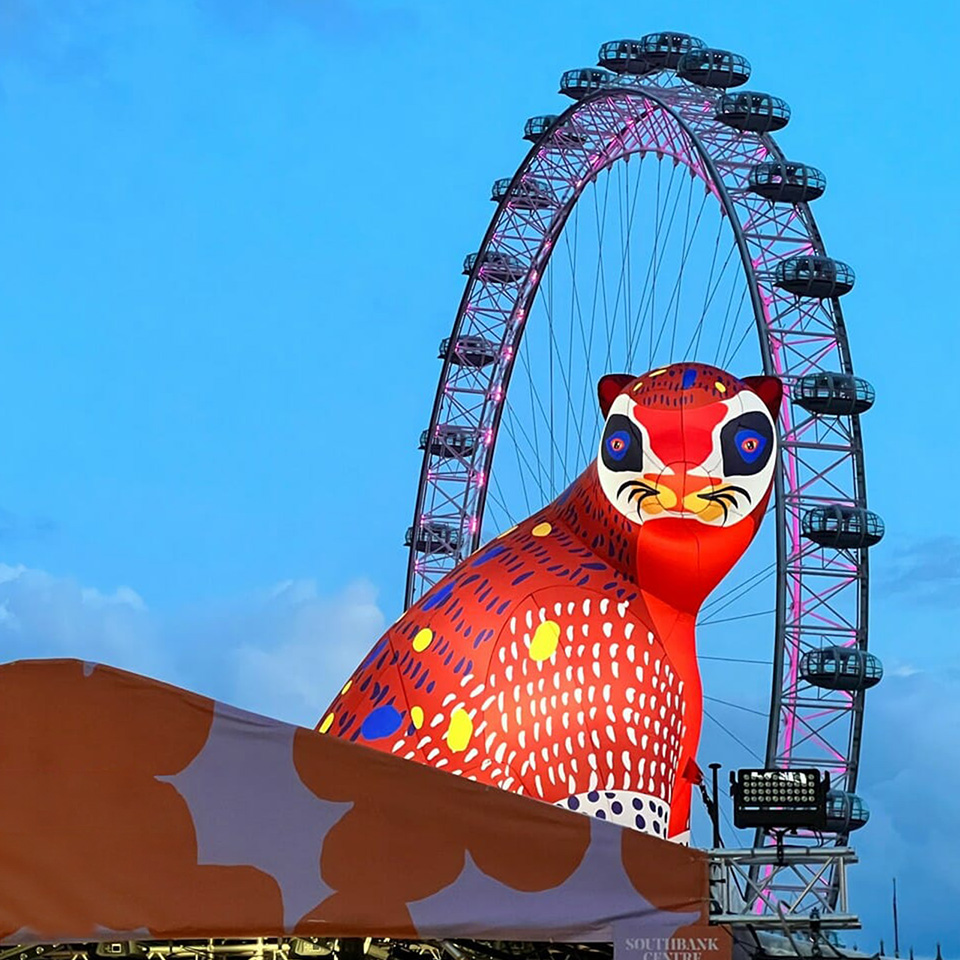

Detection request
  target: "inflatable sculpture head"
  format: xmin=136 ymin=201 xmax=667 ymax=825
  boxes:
xmin=592 ymin=363 xmax=782 ymax=614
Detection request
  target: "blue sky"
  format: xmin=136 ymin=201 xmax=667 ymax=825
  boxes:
xmin=1 ymin=0 xmax=958 ymax=951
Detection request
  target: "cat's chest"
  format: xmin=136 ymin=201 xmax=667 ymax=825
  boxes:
xmin=477 ymin=588 xmax=689 ymax=812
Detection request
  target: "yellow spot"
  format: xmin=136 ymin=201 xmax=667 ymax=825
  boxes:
xmin=632 ymin=381 xmax=644 ymax=392
xmin=649 ymin=369 xmax=666 ymax=377
xmin=532 ymin=522 xmax=552 ymax=537
xmin=411 ymin=705 xmax=424 ymax=729
xmin=413 ymin=628 xmax=433 ymax=653
xmin=529 ymin=620 xmax=561 ymax=661
xmin=319 ymin=713 xmax=334 ymax=734
xmin=446 ymin=708 xmax=473 ymax=752
xmin=340 ymin=679 xmax=352 ymax=696
xmin=715 ymin=381 xmax=727 ymax=394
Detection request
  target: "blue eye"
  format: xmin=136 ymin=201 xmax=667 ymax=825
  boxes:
xmin=606 ymin=430 xmax=630 ymax=461
xmin=735 ymin=429 xmax=766 ymax=464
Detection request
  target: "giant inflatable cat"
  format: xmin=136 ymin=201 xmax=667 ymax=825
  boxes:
xmin=318 ymin=362 xmax=781 ymax=842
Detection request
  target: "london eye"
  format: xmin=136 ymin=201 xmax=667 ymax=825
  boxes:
xmin=405 ymin=31 xmax=883 ymax=917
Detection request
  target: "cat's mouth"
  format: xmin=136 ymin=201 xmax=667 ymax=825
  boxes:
xmin=616 ymin=478 xmax=750 ymax=524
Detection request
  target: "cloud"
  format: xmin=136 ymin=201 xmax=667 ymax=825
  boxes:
xmin=226 ymin=578 xmax=386 ymax=725
xmin=198 ymin=0 xmax=418 ymax=41
xmin=879 ymin=536 xmax=960 ymax=607
xmin=0 ymin=561 xmax=161 ymax=673
xmin=0 ymin=562 xmax=386 ymax=729
xmin=851 ymin=667 xmax=960 ymax=953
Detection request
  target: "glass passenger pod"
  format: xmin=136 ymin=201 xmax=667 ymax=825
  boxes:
xmin=716 ymin=92 xmax=790 ymax=133
xmin=523 ymin=114 xmax=588 ymax=148
xmin=463 ymin=251 xmax=526 ymax=284
xmin=749 ymin=161 xmax=826 ymax=203
xmin=438 ymin=335 xmax=498 ymax=368
xmin=800 ymin=647 xmax=883 ymax=692
xmin=825 ymin=790 xmax=870 ymax=832
xmin=795 ymin=372 xmax=875 ymax=416
xmin=559 ymin=67 xmax=618 ymax=100
xmin=677 ymin=48 xmax=751 ymax=88
xmin=524 ymin=115 xmax=558 ymax=142
xmin=638 ymin=32 xmax=705 ymax=69
xmin=405 ymin=522 xmax=462 ymax=555
xmin=491 ymin=176 xmax=557 ymax=210
xmin=774 ymin=255 xmax=855 ymax=298
xmin=419 ymin=425 xmax=480 ymax=460
xmin=802 ymin=505 xmax=885 ymax=549
xmin=598 ymin=39 xmax=657 ymax=75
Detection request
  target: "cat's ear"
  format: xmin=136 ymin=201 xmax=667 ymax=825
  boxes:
xmin=597 ymin=374 xmax=635 ymax=418
xmin=741 ymin=375 xmax=783 ymax=419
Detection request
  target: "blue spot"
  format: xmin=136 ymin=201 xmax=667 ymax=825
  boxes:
xmin=596 ymin=809 xmax=607 ymax=820
xmin=653 ymin=821 xmax=661 ymax=834
xmin=632 ymin=798 xmax=644 ymax=810
xmin=588 ymin=790 xmax=599 ymax=802
xmin=567 ymin=796 xmax=580 ymax=811
xmin=360 ymin=638 xmax=387 ymax=670
xmin=512 ymin=570 xmax=534 ymax=586
xmin=635 ymin=814 xmax=646 ymax=830
xmin=422 ymin=582 xmax=454 ymax=611
xmin=605 ymin=792 xmax=616 ymax=799
xmin=361 ymin=705 xmax=403 ymax=741
xmin=612 ymin=801 xmax=623 ymax=815
xmin=682 ymin=368 xmax=697 ymax=390
xmin=472 ymin=545 xmax=507 ymax=567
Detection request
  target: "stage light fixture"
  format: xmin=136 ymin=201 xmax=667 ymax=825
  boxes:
xmin=731 ymin=768 xmax=829 ymax=830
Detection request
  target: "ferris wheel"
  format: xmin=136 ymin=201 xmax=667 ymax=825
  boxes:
xmin=404 ymin=32 xmax=883 ymax=915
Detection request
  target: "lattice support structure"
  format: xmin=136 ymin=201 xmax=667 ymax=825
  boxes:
xmin=708 ymin=846 xmax=859 ymax=930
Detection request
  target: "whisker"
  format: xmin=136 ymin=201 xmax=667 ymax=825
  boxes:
xmin=713 ymin=483 xmax=751 ymax=503
xmin=617 ymin=478 xmax=657 ymax=499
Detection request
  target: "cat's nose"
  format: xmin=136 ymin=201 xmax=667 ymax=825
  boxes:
xmin=649 ymin=462 xmax=722 ymax=514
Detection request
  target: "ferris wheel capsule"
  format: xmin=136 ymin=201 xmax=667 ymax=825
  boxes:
xmin=802 ymin=506 xmax=885 ymax=549
xmin=598 ymin=39 xmax=657 ymax=75
xmin=800 ymin=647 xmax=884 ymax=692
xmin=794 ymin=372 xmax=875 ymax=415
xmin=677 ymin=48 xmax=751 ymax=88
xmin=715 ymin=92 xmax=791 ymax=133
xmin=491 ymin=176 xmax=557 ymax=210
xmin=825 ymin=790 xmax=870 ymax=832
xmin=749 ymin=161 xmax=826 ymax=203
xmin=775 ymin=255 xmax=855 ymax=298
xmin=638 ymin=31 xmax=705 ymax=69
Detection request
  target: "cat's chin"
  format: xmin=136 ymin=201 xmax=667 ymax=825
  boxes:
xmin=633 ymin=514 xmax=760 ymax=614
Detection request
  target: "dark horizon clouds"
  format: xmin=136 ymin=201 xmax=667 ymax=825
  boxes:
xmin=881 ymin=537 xmax=960 ymax=607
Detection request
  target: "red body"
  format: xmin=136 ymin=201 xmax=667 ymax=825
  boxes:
xmin=319 ymin=363 xmax=780 ymax=840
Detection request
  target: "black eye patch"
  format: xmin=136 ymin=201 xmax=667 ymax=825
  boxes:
xmin=601 ymin=414 xmax=644 ymax=472
xmin=720 ymin=411 xmax=774 ymax=476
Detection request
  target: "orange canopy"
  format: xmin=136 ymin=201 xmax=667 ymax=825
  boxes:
xmin=0 ymin=659 xmax=721 ymax=946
